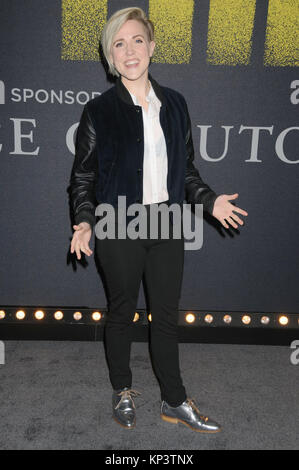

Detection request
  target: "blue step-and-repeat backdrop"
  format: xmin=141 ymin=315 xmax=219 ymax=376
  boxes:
xmin=1 ymin=0 xmax=298 ymax=312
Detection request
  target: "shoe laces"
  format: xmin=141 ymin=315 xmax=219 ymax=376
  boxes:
xmin=115 ymin=389 xmax=141 ymax=410
xmin=186 ymin=398 xmax=209 ymax=422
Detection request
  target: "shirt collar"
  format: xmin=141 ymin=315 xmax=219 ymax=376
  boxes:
xmin=115 ymin=73 xmax=165 ymax=107
xmin=128 ymin=80 xmax=157 ymax=106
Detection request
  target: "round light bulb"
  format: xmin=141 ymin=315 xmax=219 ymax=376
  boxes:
xmin=35 ymin=310 xmax=45 ymax=320
xmin=185 ymin=313 xmax=196 ymax=324
xmin=278 ymin=315 xmax=288 ymax=326
xmin=242 ymin=315 xmax=251 ymax=325
xmin=223 ymin=314 xmax=232 ymax=324
xmin=92 ymin=311 xmax=102 ymax=321
xmin=204 ymin=314 xmax=213 ymax=324
xmin=73 ymin=311 xmax=82 ymax=321
xmin=54 ymin=311 xmax=63 ymax=320
xmin=16 ymin=310 xmax=26 ymax=320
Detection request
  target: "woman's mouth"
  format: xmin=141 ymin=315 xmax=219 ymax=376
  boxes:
xmin=125 ymin=60 xmax=139 ymax=68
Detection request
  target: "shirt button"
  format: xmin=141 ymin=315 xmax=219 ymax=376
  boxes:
xmin=137 ymin=169 xmax=142 ymax=173
xmin=136 ymin=137 xmax=141 ymax=143
xmin=136 ymin=108 xmax=141 ymax=113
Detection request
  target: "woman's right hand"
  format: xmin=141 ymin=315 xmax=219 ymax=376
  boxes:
xmin=70 ymin=222 xmax=93 ymax=260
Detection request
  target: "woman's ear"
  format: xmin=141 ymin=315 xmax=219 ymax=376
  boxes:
xmin=149 ymin=41 xmax=156 ymax=58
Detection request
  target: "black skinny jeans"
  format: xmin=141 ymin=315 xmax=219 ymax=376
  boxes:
xmin=95 ymin=202 xmax=187 ymax=407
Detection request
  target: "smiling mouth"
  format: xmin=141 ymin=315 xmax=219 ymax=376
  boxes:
xmin=125 ymin=61 xmax=139 ymax=67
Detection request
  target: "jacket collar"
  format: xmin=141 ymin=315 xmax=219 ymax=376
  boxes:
xmin=115 ymin=72 xmax=164 ymax=106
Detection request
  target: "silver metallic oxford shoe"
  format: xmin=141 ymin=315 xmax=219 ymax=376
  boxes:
xmin=161 ymin=398 xmax=222 ymax=433
xmin=112 ymin=387 xmax=141 ymax=429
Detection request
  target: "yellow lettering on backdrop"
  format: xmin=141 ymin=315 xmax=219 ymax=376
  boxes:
xmin=149 ymin=0 xmax=194 ymax=63
xmin=61 ymin=0 xmax=298 ymax=67
xmin=61 ymin=0 xmax=107 ymax=61
xmin=264 ymin=0 xmax=299 ymax=67
xmin=207 ymin=0 xmax=256 ymax=65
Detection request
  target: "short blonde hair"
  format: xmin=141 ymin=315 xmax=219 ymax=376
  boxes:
xmin=101 ymin=7 xmax=154 ymax=77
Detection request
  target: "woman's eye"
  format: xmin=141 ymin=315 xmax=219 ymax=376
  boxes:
xmin=114 ymin=38 xmax=142 ymax=48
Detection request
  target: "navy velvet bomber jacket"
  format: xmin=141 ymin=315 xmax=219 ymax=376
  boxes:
xmin=69 ymin=73 xmax=218 ymax=228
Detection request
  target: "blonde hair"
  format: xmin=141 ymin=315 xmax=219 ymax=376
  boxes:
xmin=101 ymin=7 xmax=154 ymax=77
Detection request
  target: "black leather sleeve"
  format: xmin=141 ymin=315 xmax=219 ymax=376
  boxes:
xmin=183 ymin=98 xmax=218 ymax=215
xmin=69 ymin=104 xmax=98 ymax=228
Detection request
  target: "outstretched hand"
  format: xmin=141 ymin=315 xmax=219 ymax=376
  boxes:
xmin=212 ymin=193 xmax=248 ymax=229
xmin=70 ymin=222 xmax=93 ymax=260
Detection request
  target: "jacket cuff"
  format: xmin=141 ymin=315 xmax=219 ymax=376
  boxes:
xmin=74 ymin=210 xmax=96 ymax=229
xmin=195 ymin=189 xmax=218 ymax=215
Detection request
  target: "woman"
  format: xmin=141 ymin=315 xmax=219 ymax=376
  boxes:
xmin=69 ymin=7 xmax=248 ymax=432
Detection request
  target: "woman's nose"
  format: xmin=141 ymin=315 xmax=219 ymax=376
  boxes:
xmin=125 ymin=42 xmax=135 ymax=55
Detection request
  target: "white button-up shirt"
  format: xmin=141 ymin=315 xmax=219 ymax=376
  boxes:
xmin=128 ymin=82 xmax=169 ymax=205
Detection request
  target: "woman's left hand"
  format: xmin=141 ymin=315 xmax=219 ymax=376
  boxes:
xmin=212 ymin=193 xmax=248 ymax=229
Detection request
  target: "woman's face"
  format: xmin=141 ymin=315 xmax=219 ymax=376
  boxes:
xmin=109 ymin=19 xmax=155 ymax=82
